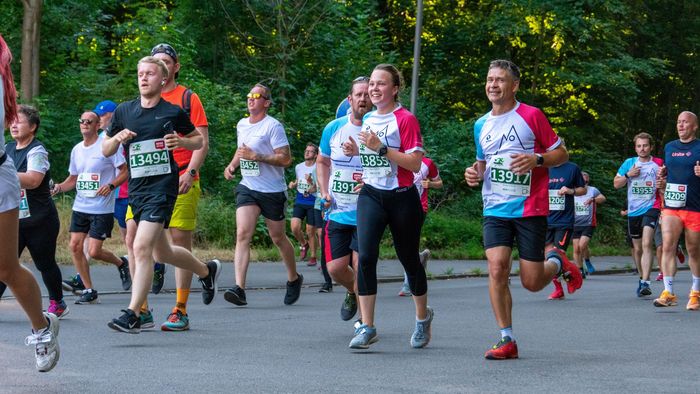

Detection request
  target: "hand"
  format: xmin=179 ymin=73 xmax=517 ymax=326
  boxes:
xmin=178 ymin=173 xmax=194 ymax=194
xmin=358 ymin=130 xmax=381 ymax=152
xmin=50 ymin=184 xmax=62 ymax=196
xmin=115 ymin=129 xmax=137 ymax=144
xmin=656 ymin=176 xmax=666 ymax=190
xmin=352 ymin=179 xmax=364 ymax=193
xmin=342 ymin=135 xmax=360 ymax=157
xmin=620 ymin=209 xmax=628 ymax=217
xmin=95 ymin=185 xmax=112 ymax=197
xmin=658 ymin=164 xmax=667 ymax=178
xmin=305 ymin=173 xmax=313 ymax=184
xmin=164 ymin=133 xmax=183 ymax=150
xmin=465 ymin=162 xmax=481 ymax=187
xmin=584 ymin=198 xmax=594 ymax=206
xmin=558 ymin=186 xmax=573 ymax=196
xmin=627 ymin=164 xmax=641 ymax=178
xmin=694 ymin=161 xmax=700 ymax=177
xmin=421 ymin=179 xmax=430 ymax=189
xmin=509 ymin=153 xmax=537 ymax=175
xmin=321 ymin=193 xmax=332 ymax=208
xmin=224 ymin=164 xmax=236 ymax=180
xmin=238 ymin=143 xmax=257 ymax=161
xmin=288 ymin=180 xmax=297 ymax=190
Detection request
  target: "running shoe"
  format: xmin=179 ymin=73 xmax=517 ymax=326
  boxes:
xmin=139 ymin=310 xmax=155 ymax=329
xmin=653 ymin=290 xmax=678 ymax=307
xmin=410 ymin=306 xmax=434 ymax=348
xmin=349 ymin=324 xmax=378 ymax=349
xmin=580 ymin=267 xmax=587 ymax=280
xmin=484 ymin=336 xmax=518 ymax=360
xmin=199 ymin=259 xmax=221 ymax=305
xmin=161 ymin=308 xmax=190 ymax=331
xmin=47 ymin=300 xmax=70 ymax=319
xmin=398 ymin=281 xmax=412 ymax=297
xmin=548 ymin=279 xmax=565 ymax=300
xmin=118 ymin=256 xmax=131 ymax=291
xmin=25 ymin=312 xmax=60 ymax=372
xmin=75 ymin=289 xmax=99 ymax=304
xmin=108 ymin=309 xmax=141 ymax=334
xmin=550 ymin=249 xmax=582 ymax=294
xmin=318 ymin=282 xmax=333 ymax=293
xmin=152 ymin=262 xmax=166 ymax=294
xmin=585 ymin=259 xmax=595 ymax=273
xmin=636 ymin=280 xmax=643 ymax=297
xmin=307 ymin=257 xmax=317 ymax=267
xmin=655 ymin=272 xmax=664 ymax=281
xmin=340 ymin=291 xmax=358 ymax=321
xmin=224 ymin=285 xmax=248 ymax=306
xmin=284 ymin=273 xmax=303 ymax=305
xmin=687 ymin=290 xmax=700 ymax=311
xmin=419 ymin=249 xmax=431 ymax=270
xmin=677 ymin=245 xmax=686 ymax=264
xmin=62 ymin=274 xmax=85 ymax=295
xmin=353 ymin=318 xmax=363 ymax=333
xmin=299 ymin=243 xmax=309 ymax=261
xmin=639 ymin=282 xmax=652 ymax=297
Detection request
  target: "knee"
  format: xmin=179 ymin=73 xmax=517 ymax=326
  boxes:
xmin=270 ymin=232 xmax=288 ymax=246
xmin=87 ymin=245 xmax=102 ymax=259
xmin=69 ymin=238 xmax=83 ymax=255
xmin=520 ymin=275 xmax=541 ymax=291
xmin=488 ymin=264 xmax=510 ymax=283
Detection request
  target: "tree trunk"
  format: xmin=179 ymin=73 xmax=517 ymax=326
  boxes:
xmin=21 ymin=0 xmax=42 ymax=102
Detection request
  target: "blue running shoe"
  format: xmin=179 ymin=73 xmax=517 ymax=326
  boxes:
xmin=636 ymin=280 xmax=643 ymax=297
xmin=349 ymin=324 xmax=378 ymax=349
xmin=411 ymin=306 xmax=434 ymax=348
xmin=585 ymin=259 xmax=595 ymax=273
xmin=639 ymin=282 xmax=652 ymax=297
xmin=161 ymin=308 xmax=190 ymax=331
xmin=139 ymin=310 xmax=155 ymax=329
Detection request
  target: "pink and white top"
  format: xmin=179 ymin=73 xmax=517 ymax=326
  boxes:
xmin=413 ymin=157 xmax=439 ymax=213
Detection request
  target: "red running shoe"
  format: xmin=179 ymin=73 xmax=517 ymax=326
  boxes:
xmin=548 ymin=278 xmax=565 ymax=300
xmin=484 ymin=336 xmax=518 ymax=360
xmin=550 ymin=248 xmax=582 ymax=294
xmin=299 ymin=243 xmax=309 ymax=261
xmin=307 ymin=257 xmax=317 ymax=267
xmin=655 ymin=272 xmax=664 ymax=281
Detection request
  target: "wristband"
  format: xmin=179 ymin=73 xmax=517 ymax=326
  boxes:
xmin=624 ymin=173 xmax=630 ymax=179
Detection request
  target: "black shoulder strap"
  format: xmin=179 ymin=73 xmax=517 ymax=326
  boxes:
xmin=181 ymin=88 xmax=193 ymax=117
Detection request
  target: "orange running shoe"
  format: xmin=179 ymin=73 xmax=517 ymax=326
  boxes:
xmin=484 ymin=336 xmax=518 ymax=360
xmin=687 ymin=290 xmax=700 ymax=311
xmin=548 ymin=279 xmax=565 ymax=300
xmin=653 ymin=290 xmax=678 ymax=307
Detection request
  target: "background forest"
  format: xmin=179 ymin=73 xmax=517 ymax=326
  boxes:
xmin=2 ymin=0 xmax=699 ymax=257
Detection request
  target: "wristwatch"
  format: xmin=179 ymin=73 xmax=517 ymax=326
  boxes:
xmin=377 ymin=144 xmax=388 ymax=157
xmin=108 ymin=183 xmax=115 ymax=191
xmin=188 ymin=168 xmax=197 ymax=177
xmin=535 ymin=153 xmax=544 ymax=167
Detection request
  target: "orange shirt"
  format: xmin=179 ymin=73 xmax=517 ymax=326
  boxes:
xmin=161 ymin=85 xmax=208 ymax=178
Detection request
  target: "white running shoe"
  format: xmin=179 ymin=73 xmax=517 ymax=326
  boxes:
xmin=25 ymin=312 xmax=60 ymax=372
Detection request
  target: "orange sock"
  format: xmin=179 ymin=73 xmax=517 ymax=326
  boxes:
xmin=176 ymin=288 xmax=190 ymax=314
xmin=140 ymin=301 xmax=149 ymax=314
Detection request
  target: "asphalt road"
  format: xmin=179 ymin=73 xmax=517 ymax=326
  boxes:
xmin=1 ymin=269 xmax=697 ymax=393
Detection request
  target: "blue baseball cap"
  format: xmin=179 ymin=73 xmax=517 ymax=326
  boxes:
xmin=93 ymin=100 xmax=117 ymax=116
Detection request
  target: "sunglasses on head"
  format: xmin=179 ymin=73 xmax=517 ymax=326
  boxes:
xmin=353 ymin=76 xmax=369 ymax=82
xmin=79 ymin=118 xmax=95 ymax=125
xmin=247 ymin=92 xmax=269 ymax=100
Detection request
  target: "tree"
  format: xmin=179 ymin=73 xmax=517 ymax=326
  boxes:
xmin=20 ymin=0 xmax=41 ymax=101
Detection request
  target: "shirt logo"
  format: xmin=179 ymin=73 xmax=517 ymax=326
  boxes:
xmin=91 ymin=174 xmax=99 ymax=181
xmin=493 ymin=157 xmax=504 ymax=166
xmin=499 ymin=126 xmax=526 ymax=151
xmin=155 ymin=140 xmax=166 ymax=150
xmin=132 ymin=144 xmax=142 ymax=152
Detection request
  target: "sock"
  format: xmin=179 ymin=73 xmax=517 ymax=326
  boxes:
xmin=642 ymin=280 xmax=651 ymax=286
xmin=663 ymin=276 xmax=674 ymax=293
xmin=500 ymin=326 xmax=514 ymax=341
xmin=176 ymin=288 xmax=190 ymax=313
xmin=546 ymin=251 xmax=562 ymax=274
xmin=692 ymin=276 xmax=700 ymax=292
xmin=140 ymin=301 xmax=149 ymax=314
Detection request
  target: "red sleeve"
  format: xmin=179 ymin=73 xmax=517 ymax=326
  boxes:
xmin=517 ymin=104 xmax=558 ymax=152
xmin=425 ymin=157 xmax=439 ymax=178
xmin=397 ymin=108 xmax=423 ymax=153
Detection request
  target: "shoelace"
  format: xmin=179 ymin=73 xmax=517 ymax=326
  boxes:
xmin=25 ymin=330 xmax=52 ymax=355
xmin=167 ymin=310 xmax=182 ymax=322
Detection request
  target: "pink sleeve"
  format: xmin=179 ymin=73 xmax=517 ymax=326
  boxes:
xmin=653 ymin=157 xmax=664 ymax=166
xmin=397 ymin=108 xmax=423 ymax=153
xmin=426 ymin=158 xmax=439 ymax=178
xmin=518 ymin=104 xmax=559 ymax=152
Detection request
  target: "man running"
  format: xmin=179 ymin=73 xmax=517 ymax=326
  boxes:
xmin=223 ymin=83 xmax=302 ymax=306
xmin=654 ymin=111 xmax=700 ymax=310
xmin=464 ymin=59 xmax=582 ymax=360
xmin=573 ymin=171 xmax=606 ymax=275
xmin=614 ymin=132 xmax=663 ymax=297
xmin=289 ymin=143 xmax=320 ymax=266
xmin=102 ymin=56 xmax=220 ymax=333
xmin=54 ymin=111 xmax=130 ymax=304
xmin=546 ymin=160 xmax=586 ymax=300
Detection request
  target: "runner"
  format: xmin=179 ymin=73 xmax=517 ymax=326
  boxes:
xmin=573 ymin=171 xmax=606 ymax=276
xmin=102 ymin=56 xmax=220 ymax=333
xmin=464 ymin=59 xmax=582 ymax=359
xmin=54 ymin=111 xmax=130 ymax=305
xmin=222 ymin=83 xmax=302 ymax=306
xmin=614 ymin=132 xmax=663 ymax=297
xmin=0 ymin=34 xmax=59 ymax=372
xmin=151 ymin=43 xmax=211 ymax=331
xmin=398 ymin=155 xmax=442 ymax=296
xmin=343 ymin=64 xmax=433 ymax=350
xmin=289 ymin=143 xmax=320 ymax=266
xmin=654 ymin=111 xmax=700 ymax=310
xmin=317 ymin=76 xmax=370 ymax=324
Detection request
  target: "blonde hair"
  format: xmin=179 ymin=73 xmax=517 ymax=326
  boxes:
xmin=137 ymin=56 xmax=169 ymax=80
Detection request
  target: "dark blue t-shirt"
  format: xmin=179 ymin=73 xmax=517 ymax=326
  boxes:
xmin=547 ymin=162 xmax=585 ymax=228
xmin=664 ymin=139 xmax=700 ymax=212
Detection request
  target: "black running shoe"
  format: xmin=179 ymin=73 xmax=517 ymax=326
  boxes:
xmin=62 ymin=274 xmax=85 ymax=295
xmin=340 ymin=291 xmax=358 ymax=321
xmin=75 ymin=289 xmax=100 ymax=304
xmin=224 ymin=285 xmax=247 ymax=306
xmin=199 ymin=259 xmax=221 ymax=305
xmin=118 ymin=257 xmax=131 ymax=291
xmin=152 ymin=262 xmax=166 ymax=294
xmin=108 ymin=309 xmax=141 ymax=334
xmin=284 ymin=273 xmax=303 ymax=305
xmin=319 ymin=282 xmax=333 ymax=293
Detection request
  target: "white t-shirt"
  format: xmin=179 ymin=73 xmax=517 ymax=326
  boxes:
xmin=295 ymin=161 xmax=316 ymax=194
xmin=237 ymin=115 xmax=289 ymax=193
xmin=69 ymin=136 xmax=125 ymax=214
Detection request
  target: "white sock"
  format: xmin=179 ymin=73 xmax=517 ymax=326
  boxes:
xmin=500 ymin=326 xmax=514 ymax=341
xmin=642 ymin=280 xmax=651 ymax=286
xmin=692 ymin=276 xmax=700 ymax=292
xmin=663 ymin=276 xmax=674 ymax=293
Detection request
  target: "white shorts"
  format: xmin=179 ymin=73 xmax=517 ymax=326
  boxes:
xmin=0 ymin=156 xmax=20 ymax=213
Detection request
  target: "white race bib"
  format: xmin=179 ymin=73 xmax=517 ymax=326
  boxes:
xmin=664 ymin=183 xmax=687 ymax=208
xmin=76 ymin=172 xmax=101 ymax=198
xmin=129 ymin=139 xmax=171 ymax=179
xmin=575 ymin=201 xmax=589 ymax=216
xmin=297 ymin=178 xmax=311 ymax=194
xmin=240 ymin=159 xmax=260 ymax=177
xmin=19 ymin=189 xmax=30 ymax=219
xmin=331 ymin=168 xmax=361 ymax=205
xmin=549 ymin=189 xmax=565 ymax=211
xmin=488 ymin=155 xmax=531 ymax=196
xmin=359 ymin=144 xmax=392 ymax=178
xmin=630 ymin=179 xmax=654 ymax=201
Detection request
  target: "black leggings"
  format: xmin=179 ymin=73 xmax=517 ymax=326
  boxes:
xmin=0 ymin=212 xmax=63 ymax=301
xmin=357 ymin=184 xmax=426 ymax=296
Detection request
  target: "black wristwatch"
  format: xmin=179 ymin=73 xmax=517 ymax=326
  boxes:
xmin=535 ymin=153 xmax=544 ymax=167
xmin=188 ymin=168 xmax=197 ymax=177
xmin=377 ymin=144 xmax=388 ymax=157
xmin=108 ymin=183 xmax=115 ymax=191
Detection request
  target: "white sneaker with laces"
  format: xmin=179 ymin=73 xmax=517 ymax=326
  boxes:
xmin=25 ymin=312 xmax=60 ymax=372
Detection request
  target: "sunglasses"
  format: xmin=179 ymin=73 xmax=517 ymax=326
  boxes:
xmin=247 ymin=92 xmax=269 ymax=100
xmin=353 ymin=76 xmax=369 ymax=82
xmin=79 ymin=119 xmax=95 ymax=125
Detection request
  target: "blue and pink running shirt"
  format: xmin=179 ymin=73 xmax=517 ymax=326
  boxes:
xmin=360 ymin=105 xmax=424 ymax=190
xmin=474 ymin=102 xmax=561 ymax=218
xmin=616 ymin=156 xmax=663 ymax=217
xmin=319 ymin=115 xmax=363 ymax=226
xmin=663 ymin=139 xmax=700 ymax=212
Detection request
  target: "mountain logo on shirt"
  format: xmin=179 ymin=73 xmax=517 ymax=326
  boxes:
xmin=375 ymin=125 xmax=388 ymax=138
xmin=499 ymin=126 xmax=526 ymax=151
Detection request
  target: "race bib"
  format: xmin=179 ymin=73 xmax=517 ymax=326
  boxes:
xmin=488 ymin=155 xmax=531 ymax=196
xmin=359 ymin=144 xmax=392 ymax=178
xmin=129 ymin=139 xmax=171 ymax=179
xmin=575 ymin=201 xmax=589 ymax=216
xmin=331 ymin=169 xmax=362 ymax=205
xmin=76 ymin=172 xmax=100 ymax=198
xmin=549 ymin=189 xmax=565 ymax=211
xmin=19 ymin=189 xmax=30 ymax=219
xmin=240 ymin=159 xmax=260 ymax=177
xmin=664 ymin=183 xmax=687 ymax=208
xmin=297 ymin=177 xmax=312 ymax=193
xmin=630 ymin=179 xmax=654 ymax=200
